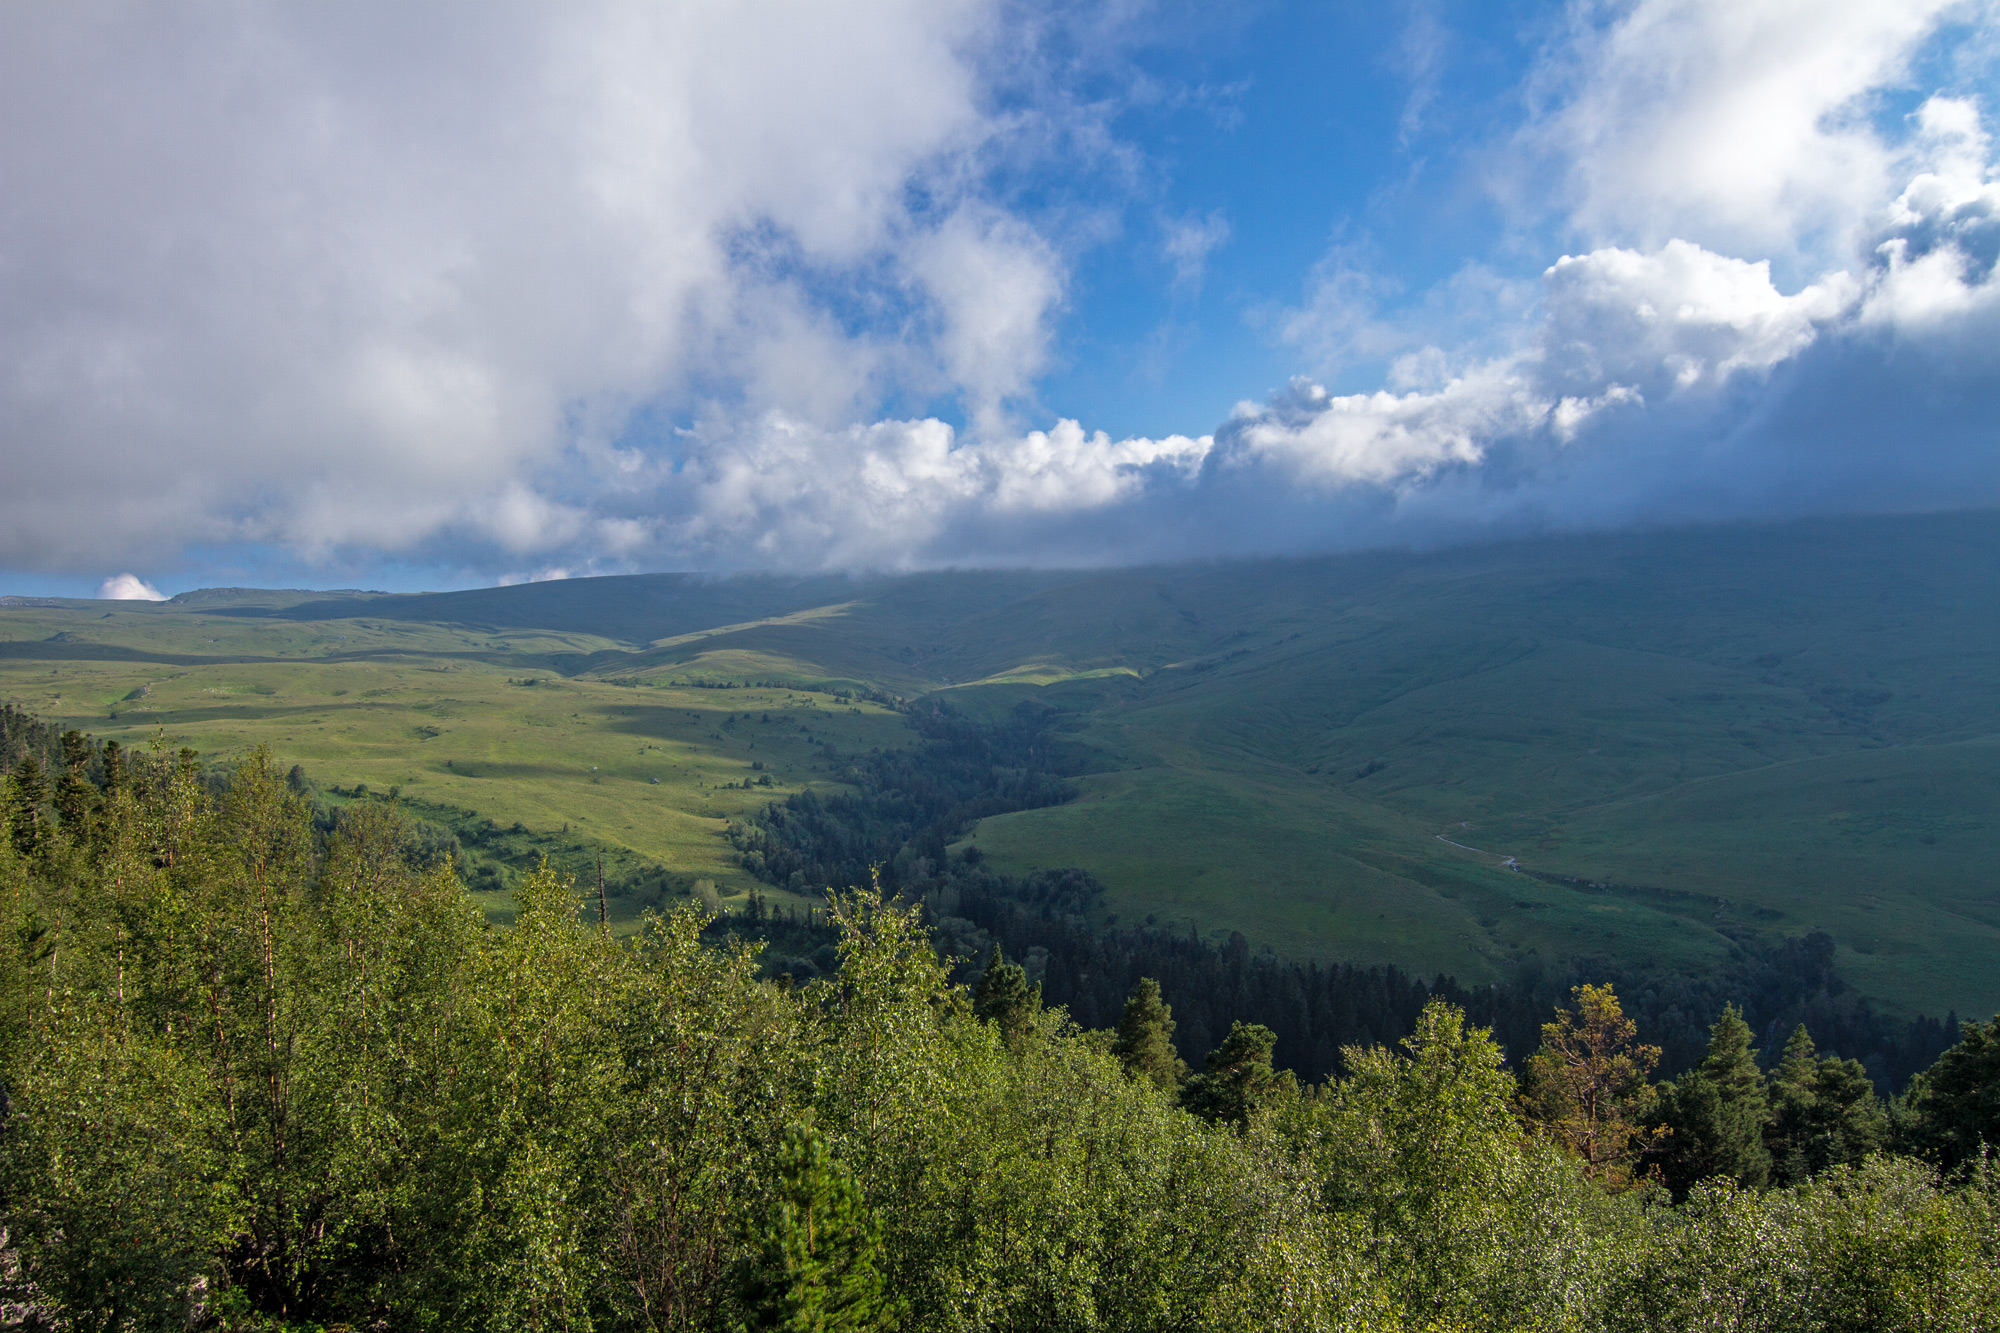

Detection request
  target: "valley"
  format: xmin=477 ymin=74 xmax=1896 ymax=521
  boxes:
xmin=6 ymin=509 xmax=2000 ymax=1019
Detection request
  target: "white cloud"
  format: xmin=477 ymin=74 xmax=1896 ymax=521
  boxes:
xmin=1528 ymin=0 xmax=1966 ymax=263
xmin=1537 ymin=241 xmax=1856 ymax=396
xmin=97 ymin=574 xmax=167 ymax=601
xmin=906 ymin=207 xmax=1066 ymax=431
xmin=0 ymin=0 xmax=1066 ymax=572
xmin=7 ymin=1 xmax=2000 ymax=583
xmin=1213 ymin=173 xmax=2000 ymax=540
xmin=659 ymin=412 xmax=1210 ymax=569
xmin=1161 ymin=211 xmax=1231 ymax=295
xmin=1221 ymin=368 xmax=1536 ymax=488
xmin=1239 ymin=239 xmax=1856 ymax=493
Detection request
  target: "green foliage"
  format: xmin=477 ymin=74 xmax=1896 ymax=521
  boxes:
xmin=1613 ymin=1157 xmax=2000 ymax=1331
xmin=1110 ymin=977 xmax=1185 ymax=1092
xmin=729 ymin=1125 xmax=896 ymax=1332
xmin=1 ymin=1004 xmax=237 ymax=1333
xmin=1764 ymin=1025 xmax=1887 ymax=1188
xmin=1181 ymin=1020 xmax=1290 ymax=1129
xmin=1302 ymin=1000 xmax=1638 ymax=1329
xmin=5 ymin=756 xmax=47 ymax=860
xmin=1898 ymin=1014 xmax=2000 ymax=1174
xmin=1518 ymin=983 xmax=1664 ymax=1190
xmin=970 ymin=944 xmax=1036 ymax=1047
xmin=0 ymin=734 xmax=1995 ymax=1331
xmin=1658 ymin=1004 xmax=1772 ymax=1195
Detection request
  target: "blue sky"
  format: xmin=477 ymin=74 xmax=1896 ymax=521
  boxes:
xmin=1038 ymin=1 xmax=1536 ymax=434
xmin=3 ymin=0 xmax=1999 ymax=597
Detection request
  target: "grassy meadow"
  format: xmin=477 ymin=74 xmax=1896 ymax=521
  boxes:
xmin=945 ymin=517 xmax=2000 ymax=1019
xmin=6 ymin=510 xmax=2000 ymax=1019
xmin=0 ymin=596 xmax=913 ymax=914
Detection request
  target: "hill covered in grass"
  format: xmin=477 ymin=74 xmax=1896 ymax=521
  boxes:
xmin=5 ymin=509 xmax=2000 ymax=1018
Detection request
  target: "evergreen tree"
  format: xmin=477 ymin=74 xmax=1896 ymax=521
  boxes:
xmin=5 ymin=756 xmax=46 ymax=860
xmin=1770 ymin=1023 xmax=1817 ymax=1096
xmin=972 ymin=944 xmax=1036 ymax=1046
xmin=1655 ymin=1004 xmax=1770 ymax=1194
xmin=1111 ymin=976 xmax=1186 ymax=1092
xmin=1181 ymin=1021 xmax=1288 ymax=1128
xmin=52 ymin=730 xmax=95 ymax=839
xmin=100 ymin=740 xmax=124 ymax=797
xmin=1763 ymin=1024 xmax=1822 ymax=1187
xmin=731 ymin=1125 xmax=897 ymax=1333
xmin=1518 ymin=983 xmax=1664 ymax=1189
xmin=1897 ymin=1014 xmax=2000 ymax=1173
xmin=1764 ymin=1024 xmax=1886 ymax=1186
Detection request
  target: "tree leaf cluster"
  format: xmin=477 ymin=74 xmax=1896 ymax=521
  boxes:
xmin=1 ymin=738 xmax=1998 ymax=1330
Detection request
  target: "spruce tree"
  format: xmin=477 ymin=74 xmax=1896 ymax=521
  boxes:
xmin=1656 ymin=1004 xmax=1770 ymax=1194
xmin=1771 ymin=1023 xmax=1818 ymax=1094
xmin=1897 ymin=1014 xmax=2000 ymax=1172
xmin=1181 ymin=1021 xmax=1287 ymax=1129
xmin=5 ymin=755 xmax=46 ymax=859
xmin=731 ymin=1125 xmax=897 ymax=1332
xmin=1764 ymin=1025 xmax=1821 ymax=1187
xmin=1764 ymin=1025 xmax=1887 ymax=1186
xmin=1809 ymin=1055 xmax=1885 ymax=1168
xmin=1111 ymin=977 xmax=1186 ymax=1092
xmin=53 ymin=730 xmax=95 ymax=841
xmin=972 ymin=944 xmax=1036 ymax=1047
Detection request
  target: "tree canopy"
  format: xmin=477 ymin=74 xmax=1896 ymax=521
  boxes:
xmin=0 ymin=737 xmax=1996 ymax=1330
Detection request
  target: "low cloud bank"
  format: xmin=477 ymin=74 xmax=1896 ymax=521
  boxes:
xmin=629 ymin=117 xmax=2000 ymax=569
xmin=1190 ymin=154 xmax=2000 ymax=554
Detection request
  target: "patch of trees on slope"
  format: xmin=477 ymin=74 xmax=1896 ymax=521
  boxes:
xmin=728 ymin=699 xmax=1962 ymax=1092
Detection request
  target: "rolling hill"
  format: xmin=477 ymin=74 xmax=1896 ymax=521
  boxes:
xmin=5 ymin=509 xmax=2000 ymax=1019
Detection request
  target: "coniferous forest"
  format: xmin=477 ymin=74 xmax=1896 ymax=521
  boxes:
xmin=1 ymin=720 xmax=1998 ymax=1330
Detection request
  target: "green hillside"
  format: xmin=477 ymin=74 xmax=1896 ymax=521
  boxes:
xmin=0 ymin=595 xmax=916 ymax=913
xmin=951 ymin=517 xmax=2000 ymax=1018
xmin=6 ymin=510 xmax=2000 ymax=1017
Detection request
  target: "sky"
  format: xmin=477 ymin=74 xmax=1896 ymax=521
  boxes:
xmin=2 ymin=0 xmax=1999 ymax=597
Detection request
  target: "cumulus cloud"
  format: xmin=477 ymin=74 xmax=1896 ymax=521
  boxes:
xmin=5 ymin=0 xmax=2000 ymax=582
xmin=1210 ymin=132 xmax=2000 ymax=549
xmin=97 ymin=574 xmax=168 ymax=601
xmin=656 ymin=413 xmax=1210 ymax=569
xmin=0 ymin=0 xmax=1066 ymax=572
xmin=1526 ymin=0 xmax=1966 ymax=264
